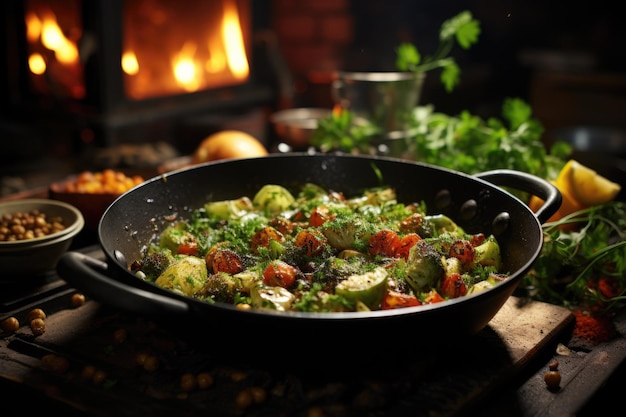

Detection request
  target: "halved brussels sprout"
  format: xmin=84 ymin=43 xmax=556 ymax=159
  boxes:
xmin=335 ymin=267 xmax=388 ymax=310
xmin=155 ymin=255 xmax=207 ymax=296
xmin=253 ymin=184 xmax=295 ymax=216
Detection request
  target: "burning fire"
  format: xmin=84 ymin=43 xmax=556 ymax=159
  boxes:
xmin=122 ymin=0 xmax=250 ymax=99
xmin=24 ymin=0 xmax=250 ymax=101
xmin=25 ymin=5 xmax=84 ymax=99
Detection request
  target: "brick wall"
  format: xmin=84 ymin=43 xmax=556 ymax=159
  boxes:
xmin=271 ymin=0 xmax=354 ymax=107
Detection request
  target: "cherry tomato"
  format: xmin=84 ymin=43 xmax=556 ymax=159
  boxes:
xmin=251 ymin=226 xmax=284 ymax=255
xmin=398 ymin=213 xmax=425 ymax=234
xmin=441 ymin=273 xmax=467 ymax=298
xmin=470 ymin=233 xmax=486 ymax=247
xmin=177 ymin=241 xmax=199 ymax=256
xmin=263 ymin=260 xmax=297 ymax=288
xmin=368 ymin=229 xmax=401 ymax=257
xmin=449 ymin=239 xmax=475 ymax=269
xmin=270 ymin=216 xmax=294 ymax=236
xmin=423 ymin=289 xmax=445 ymax=304
xmin=309 ymin=206 xmax=333 ymax=227
xmin=394 ymin=233 xmax=421 ymax=260
xmin=381 ymin=290 xmax=421 ymax=309
xmin=211 ymin=249 xmax=244 ymax=275
xmin=294 ymin=229 xmax=327 ymax=257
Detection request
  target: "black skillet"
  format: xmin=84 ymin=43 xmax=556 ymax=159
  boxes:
xmin=57 ymin=153 xmax=561 ymax=345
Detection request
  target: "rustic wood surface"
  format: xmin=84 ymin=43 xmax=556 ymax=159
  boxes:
xmin=1 ymin=291 xmax=577 ymax=417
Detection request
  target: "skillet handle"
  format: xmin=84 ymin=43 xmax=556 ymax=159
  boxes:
xmin=57 ymin=251 xmax=190 ymax=316
xmin=474 ymin=169 xmax=562 ymax=224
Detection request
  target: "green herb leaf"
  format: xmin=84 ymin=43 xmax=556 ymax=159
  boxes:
xmin=395 ymin=43 xmax=421 ymax=72
xmin=396 ymin=10 xmax=480 ymax=92
xmin=440 ymin=61 xmax=461 ymax=92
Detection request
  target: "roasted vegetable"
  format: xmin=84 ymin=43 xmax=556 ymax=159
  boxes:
xmin=335 ymin=267 xmax=389 ymax=310
xmin=155 ymin=256 xmax=207 ymax=296
xmin=250 ymin=285 xmax=295 ymax=311
xmin=404 ymin=240 xmax=446 ymax=293
xmin=204 ymin=197 xmax=254 ymax=220
xmin=202 ymin=271 xmax=245 ymax=303
xmin=473 ymin=235 xmax=502 ymax=270
xmin=136 ymin=250 xmax=174 ymax=280
xmin=253 ymin=184 xmax=295 ymax=216
xmin=159 ymin=223 xmax=197 ymax=254
xmin=133 ymin=182 xmax=507 ymax=313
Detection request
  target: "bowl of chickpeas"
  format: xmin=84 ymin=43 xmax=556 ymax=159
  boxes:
xmin=49 ymin=169 xmax=146 ymax=231
xmin=0 ymin=198 xmax=84 ymax=278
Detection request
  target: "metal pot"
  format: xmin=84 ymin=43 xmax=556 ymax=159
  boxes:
xmin=57 ymin=153 xmax=560 ymax=346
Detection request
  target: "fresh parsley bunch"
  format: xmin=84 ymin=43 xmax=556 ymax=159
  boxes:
xmin=408 ymin=98 xmax=570 ymax=180
xmin=396 ymin=10 xmax=481 ymax=92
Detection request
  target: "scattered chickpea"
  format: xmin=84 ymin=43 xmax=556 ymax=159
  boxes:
xmin=92 ymin=368 xmax=108 ymax=385
xmin=27 ymin=308 xmax=46 ymax=322
xmin=235 ymin=386 xmax=267 ymax=409
xmin=136 ymin=352 xmax=148 ymax=367
xmin=143 ymin=354 xmax=160 ymax=372
xmin=248 ymin=386 xmax=267 ymax=404
xmin=40 ymin=354 xmax=70 ymax=374
xmin=549 ymin=359 xmax=559 ymax=371
xmin=235 ymin=389 xmax=254 ymax=410
xmin=30 ymin=317 xmax=46 ymax=335
xmin=230 ymin=370 xmax=248 ymax=382
xmin=544 ymin=359 xmax=562 ymax=391
xmin=71 ymin=293 xmax=86 ymax=307
xmin=82 ymin=364 xmax=97 ymax=380
xmin=80 ymin=364 xmax=107 ymax=385
xmin=180 ymin=373 xmax=198 ymax=392
xmin=307 ymin=407 xmax=328 ymax=417
xmin=1 ymin=316 xmax=19 ymax=333
xmin=197 ymin=372 xmax=214 ymax=389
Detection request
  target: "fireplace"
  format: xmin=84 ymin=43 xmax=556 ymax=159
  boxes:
xmin=1 ymin=0 xmax=281 ymax=158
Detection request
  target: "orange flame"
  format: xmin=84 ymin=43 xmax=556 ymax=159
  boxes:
xmin=40 ymin=12 xmax=79 ymax=65
xmin=24 ymin=4 xmax=83 ymax=99
xmin=121 ymin=51 xmax=139 ymax=76
xmin=222 ymin=0 xmax=249 ymax=79
xmin=122 ymin=0 xmax=250 ymax=100
xmin=172 ymin=42 xmax=201 ymax=92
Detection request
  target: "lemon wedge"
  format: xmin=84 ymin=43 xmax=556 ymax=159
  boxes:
xmin=567 ymin=160 xmax=621 ymax=206
xmin=555 ymin=159 xmax=578 ymax=199
xmin=528 ymin=179 xmax=583 ymax=229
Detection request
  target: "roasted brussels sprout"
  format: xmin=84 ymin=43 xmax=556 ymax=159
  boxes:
xmin=252 ymin=184 xmax=295 ymax=216
xmin=202 ymin=271 xmax=245 ymax=303
xmin=335 ymin=267 xmax=388 ymax=310
xmin=404 ymin=240 xmax=446 ymax=293
xmin=423 ymin=214 xmax=464 ymax=237
xmin=474 ymin=235 xmax=502 ymax=270
xmin=204 ymin=197 xmax=254 ymax=220
xmin=250 ymin=285 xmax=295 ymax=311
xmin=159 ymin=223 xmax=195 ymax=253
xmin=155 ymin=255 xmax=207 ymax=296
xmin=138 ymin=251 xmax=174 ymax=280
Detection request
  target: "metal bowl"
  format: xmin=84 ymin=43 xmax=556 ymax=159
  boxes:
xmin=0 ymin=199 xmax=84 ymax=278
xmin=269 ymin=107 xmax=332 ymax=149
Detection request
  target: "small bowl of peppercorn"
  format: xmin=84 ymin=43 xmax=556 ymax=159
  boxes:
xmin=0 ymin=198 xmax=84 ymax=279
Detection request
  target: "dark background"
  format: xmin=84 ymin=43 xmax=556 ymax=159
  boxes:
xmin=344 ymin=0 xmax=625 ymax=119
